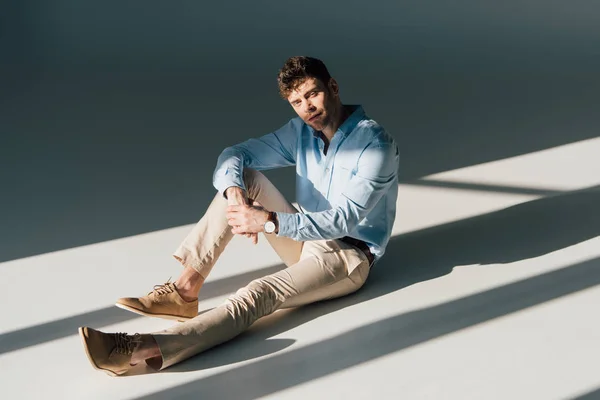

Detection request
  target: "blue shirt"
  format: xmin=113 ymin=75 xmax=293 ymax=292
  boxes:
xmin=213 ymin=105 xmax=399 ymax=263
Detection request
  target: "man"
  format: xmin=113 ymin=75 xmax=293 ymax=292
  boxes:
xmin=79 ymin=56 xmax=399 ymax=376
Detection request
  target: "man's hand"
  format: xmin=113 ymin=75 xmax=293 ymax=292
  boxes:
xmin=225 ymin=186 xmax=261 ymax=244
xmin=226 ymin=203 xmax=270 ymax=236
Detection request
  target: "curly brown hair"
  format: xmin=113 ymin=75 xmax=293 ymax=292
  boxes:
xmin=277 ymin=56 xmax=332 ymax=99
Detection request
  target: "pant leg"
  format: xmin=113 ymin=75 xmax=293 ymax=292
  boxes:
xmin=173 ymin=168 xmax=303 ymax=279
xmin=151 ymin=238 xmax=371 ymax=371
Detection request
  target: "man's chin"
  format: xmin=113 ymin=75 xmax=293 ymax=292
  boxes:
xmin=306 ymin=121 xmax=320 ymax=130
xmin=306 ymin=118 xmax=325 ymax=131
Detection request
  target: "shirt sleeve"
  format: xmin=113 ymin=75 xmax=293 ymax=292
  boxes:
xmin=275 ymin=139 xmax=399 ymax=241
xmin=212 ymin=119 xmax=299 ymax=196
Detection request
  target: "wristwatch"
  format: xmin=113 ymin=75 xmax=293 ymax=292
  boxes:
xmin=264 ymin=211 xmax=277 ymax=234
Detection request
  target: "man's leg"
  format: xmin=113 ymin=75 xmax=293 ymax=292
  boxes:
xmin=80 ymin=169 xmax=370 ymax=375
xmin=147 ymin=237 xmax=371 ymax=371
xmin=80 ymin=243 xmax=368 ymax=378
xmin=115 ymin=168 xmax=303 ymax=321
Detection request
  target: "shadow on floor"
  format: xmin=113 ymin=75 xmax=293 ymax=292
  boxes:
xmin=0 ymin=263 xmax=285 ymax=354
xmin=572 ymin=387 xmax=600 ymax=400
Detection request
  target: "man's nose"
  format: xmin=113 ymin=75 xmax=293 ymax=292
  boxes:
xmin=305 ymin=101 xmax=316 ymax=113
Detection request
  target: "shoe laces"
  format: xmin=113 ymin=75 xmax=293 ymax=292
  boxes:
xmin=114 ymin=332 xmax=142 ymax=355
xmin=148 ymin=278 xmax=175 ymax=296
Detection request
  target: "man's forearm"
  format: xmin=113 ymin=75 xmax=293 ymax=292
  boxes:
xmin=275 ymin=206 xmax=356 ymax=242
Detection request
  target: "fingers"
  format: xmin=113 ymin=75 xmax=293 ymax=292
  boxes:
xmin=250 ymin=233 xmax=258 ymax=245
xmin=228 ymin=216 xmax=249 ymax=230
xmin=227 ymin=204 xmax=261 ymax=241
xmin=232 ymin=226 xmax=258 ymax=239
xmin=226 ymin=209 xmax=241 ymax=227
xmin=227 ymin=204 xmax=261 ymax=212
xmin=231 ymin=226 xmax=249 ymax=235
xmin=234 ymin=229 xmax=258 ymax=245
xmin=226 ymin=205 xmax=245 ymax=226
xmin=227 ymin=204 xmax=260 ymax=228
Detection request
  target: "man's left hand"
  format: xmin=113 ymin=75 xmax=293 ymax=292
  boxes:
xmin=226 ymin=204 xmax=270 ymax=235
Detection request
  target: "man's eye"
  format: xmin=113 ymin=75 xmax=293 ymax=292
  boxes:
xmin=310 ymin=92 xmax=317 ymax=97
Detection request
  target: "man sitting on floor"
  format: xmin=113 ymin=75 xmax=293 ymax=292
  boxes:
xmin=79 ymin=55 xmax=400 ymax=376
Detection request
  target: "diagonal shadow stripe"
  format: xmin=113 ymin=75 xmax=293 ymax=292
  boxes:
xmin=0 ymin=263 xmax=284 ymax=354
xmin=137 ymin=256 xmax=600 ymax=399
xmin=572 ymin=387 xmax=600 ymax=400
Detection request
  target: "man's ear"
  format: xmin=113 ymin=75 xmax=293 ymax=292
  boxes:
xmin=328 ymin=78 xmax=340 ymax=96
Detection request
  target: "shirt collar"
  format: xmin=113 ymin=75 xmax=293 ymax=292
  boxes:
xmin=337 ymin=105 xmax=365 ymax=136
xmin=309 ymin=104 xmax=365 ymax=137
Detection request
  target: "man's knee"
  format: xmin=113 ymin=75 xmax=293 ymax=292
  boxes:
xmin=226 ymin=279 xmax=284 ymax=321
xmin=242 ymin=168 xmax=266 ymax=194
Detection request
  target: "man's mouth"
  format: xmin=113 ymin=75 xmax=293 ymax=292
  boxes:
xmin=308 ymin=112 xmax=322 ymax=122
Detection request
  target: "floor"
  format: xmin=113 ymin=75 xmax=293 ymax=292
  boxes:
xmin=2 ymin=138 xmax=599 ymax=399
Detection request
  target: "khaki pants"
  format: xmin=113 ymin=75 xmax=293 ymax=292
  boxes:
xmin=151 ymin=169 xmax=372 ymax=370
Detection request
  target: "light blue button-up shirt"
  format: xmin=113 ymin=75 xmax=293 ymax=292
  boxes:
xmin=213 ymin=105 xmax=399 ymax=263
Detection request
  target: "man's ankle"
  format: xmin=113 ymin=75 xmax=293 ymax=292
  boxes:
xmin=174 ymin=283 xmax=200 ymax=302
xmin=131 ymin=334 xmax=161 ymax=366
xmin=173 ymin=267 xmax=205 ymax=302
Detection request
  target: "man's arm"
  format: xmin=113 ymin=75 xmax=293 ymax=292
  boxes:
xmin=213 ymin=119 xmax=299 ymax=197
xmin=275 ymin=140 xmax=399 ymax=241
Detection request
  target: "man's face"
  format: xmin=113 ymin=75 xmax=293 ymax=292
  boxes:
xmin=287 ymin=77 xmax=339 ymax=131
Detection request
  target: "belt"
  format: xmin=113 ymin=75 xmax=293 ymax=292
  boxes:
xmin=339 ymin=236 xmax=375 ymax=266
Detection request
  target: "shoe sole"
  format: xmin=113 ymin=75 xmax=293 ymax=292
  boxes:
xmin=114 ymin=302 xmax=192 ymax=322
xmin=78 ymin=327 xmax=118 ymax=377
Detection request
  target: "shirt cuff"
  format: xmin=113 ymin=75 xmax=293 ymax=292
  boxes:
xmin=275 ymin=211 xmax=297 ymax=238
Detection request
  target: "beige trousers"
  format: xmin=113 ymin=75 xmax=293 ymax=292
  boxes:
xmin=151 ymin=169 xmax=372 ymax=370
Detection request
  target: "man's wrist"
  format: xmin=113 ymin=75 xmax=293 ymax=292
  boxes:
xmin=270 ymin=211 xmax=279 ymax=234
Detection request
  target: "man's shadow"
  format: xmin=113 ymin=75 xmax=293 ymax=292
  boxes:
xmin=164 ymin=185 xmax=600 ymax=373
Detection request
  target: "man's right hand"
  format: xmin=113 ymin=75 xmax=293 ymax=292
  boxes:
xmin=225 ymin=187 xmax=259 ymax=244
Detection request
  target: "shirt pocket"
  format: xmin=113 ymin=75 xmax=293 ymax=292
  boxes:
xmin=333 ymin=157 xmax=357 ymax=186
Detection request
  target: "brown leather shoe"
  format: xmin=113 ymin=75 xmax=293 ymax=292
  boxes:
xmin=79 ymin=327 xmax=141 ymax=377
xmin=115 ymin=280 xmax=198 ymax=321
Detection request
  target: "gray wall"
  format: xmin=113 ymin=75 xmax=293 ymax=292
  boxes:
xmin=1 ymin=0 xmax=599 ymax=262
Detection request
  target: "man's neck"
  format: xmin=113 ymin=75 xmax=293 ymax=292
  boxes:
xmin=322 ymin=103 xmax=350 ymax=141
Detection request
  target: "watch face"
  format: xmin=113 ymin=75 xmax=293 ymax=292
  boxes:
xmin=265 ymin=221 xmax=275 ymax=233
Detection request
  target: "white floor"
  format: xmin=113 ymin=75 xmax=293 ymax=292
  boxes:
xmin=2 ymin=138 xmax=599 ymax=400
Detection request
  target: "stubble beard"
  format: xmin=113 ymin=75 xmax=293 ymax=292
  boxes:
xmin=308 ymin=111 xmax=329 ymax=131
